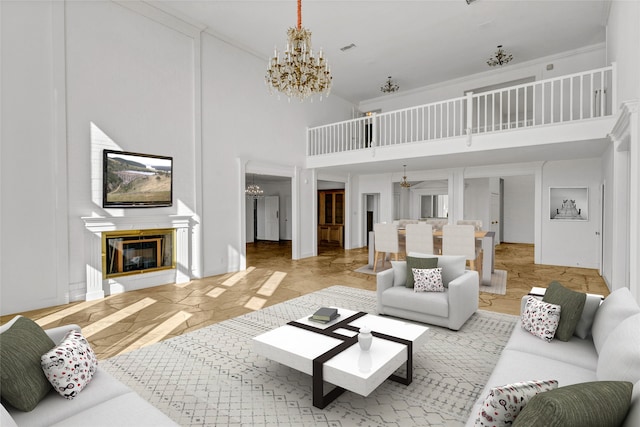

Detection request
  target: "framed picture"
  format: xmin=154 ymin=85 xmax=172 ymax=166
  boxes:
xmin=549 ymin=187 xmax=588 ymax=221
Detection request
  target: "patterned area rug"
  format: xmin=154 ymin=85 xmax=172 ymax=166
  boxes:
xmin=101 ymin=286 xmax=517 ymax=427
xmin=480 ymin=269 xmax=508 ymax=295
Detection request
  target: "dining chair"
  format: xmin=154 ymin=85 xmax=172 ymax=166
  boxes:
xmin=373 ymin=223 xmax=401 ymax=272
xmin=425 ymin=218 xmax=449 ymax=231
xmin=405 ymin=223 xmax=434 ymax=255
xmin=457 ymin=219 xmax=483 ymax=231
xmin=442 ymin=224 xmax=483 ymax=280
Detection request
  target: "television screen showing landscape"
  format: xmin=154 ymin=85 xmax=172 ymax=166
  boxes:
xmin=103 ymin=150 xmax=173 ymax=207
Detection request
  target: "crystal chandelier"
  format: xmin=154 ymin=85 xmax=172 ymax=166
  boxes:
xmin=265 ymin=0 xmax=332 ymax=101
xmin=487 ymin=45 xmax=513 ymax=67
xmin=400 ymin=165 xmax=411 ymax=188
xmin=246 ymin=175 xmax=264 ymax=198
xmin=380 ymin=76 xmax=399 ymax=93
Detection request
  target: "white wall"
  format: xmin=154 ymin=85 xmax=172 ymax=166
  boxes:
xmin=1 ymin=1 xmax=69 ymax=314
xmin=540 ymin=159 xmax=602 ymax=268
xmin=65 ymin=1 xmax=198 ymax=300
xmin=245 ymin=179 xmax=293 ymax=243
xmin=0 ymin=0 xmax=355 ymax=314
xmin=503 ymin=175 xmax=535 ymax=243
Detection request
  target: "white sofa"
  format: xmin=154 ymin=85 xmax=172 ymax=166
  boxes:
xmin=1 ymin=317 xmax=178 ymax=427
xmin=376 ymin=254 xmax=479 ymax=330
xmin=465 ymin=287 xmax=640 ymax=426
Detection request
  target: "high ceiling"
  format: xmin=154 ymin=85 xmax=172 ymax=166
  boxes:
xmin=158 ymin=0 xmax=610 ymax=104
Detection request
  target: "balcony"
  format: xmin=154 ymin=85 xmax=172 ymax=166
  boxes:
xmin=307 ymin=65 xmax=616 ymax=169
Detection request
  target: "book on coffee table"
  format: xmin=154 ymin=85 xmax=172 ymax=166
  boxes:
xmin=311 ymin=307 xmax=339 ymax=322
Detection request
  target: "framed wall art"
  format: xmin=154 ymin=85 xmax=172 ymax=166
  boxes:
xmin=549 ymin=187 xmax=588 ymax=221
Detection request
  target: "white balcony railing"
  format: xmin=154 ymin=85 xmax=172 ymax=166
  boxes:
xmin=307 ymin=65 xmax=615 ymax=156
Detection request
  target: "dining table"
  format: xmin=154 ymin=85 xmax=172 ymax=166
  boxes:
xmin=367 ymin=228 xmax=496 ymax=285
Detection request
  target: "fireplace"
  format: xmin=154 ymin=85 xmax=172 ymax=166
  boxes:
xmin=102 ymin=229 xmax=175 ymax=278
xmin=83 ymin=215 xmax=192 ymax=301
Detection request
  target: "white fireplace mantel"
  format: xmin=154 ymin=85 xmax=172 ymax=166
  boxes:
xmin=82 ymin=215 xmax=193 ymax=300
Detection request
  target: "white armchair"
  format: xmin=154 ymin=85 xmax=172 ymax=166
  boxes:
xmin=376 ymin=254 xmax=479 ymax=330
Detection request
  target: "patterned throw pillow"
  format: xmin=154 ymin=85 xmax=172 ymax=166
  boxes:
xmin=475 ymin=379 xmax=559 ymax=427
xmin=41 ymin=330 xmax=98 ymax=400
xmin=521 ymin=297 xmax=561 ymax=342
xmin=412 ymin=267 xmax=444 ymax=292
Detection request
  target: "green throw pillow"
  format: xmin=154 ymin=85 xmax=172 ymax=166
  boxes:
xmin=405 ymin=256 xmax=438 ymax=288
xmin=512 ymin=381 xmax=633 ymax=427
xmin=0 ymin=317 xmax=55 ymax=411
xmin=542 ymin=281 xmax=586 ymax=341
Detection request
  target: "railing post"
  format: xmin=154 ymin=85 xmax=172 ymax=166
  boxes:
xmin=611 ymin=62 xmax=617 ymax=115
xmin=372 ymin=113 xmax=378 ymax=148
xmin=465 ymin=91 xmax=473 ymax=146
xmin=306 ymin=126 xmax=310 ymax=156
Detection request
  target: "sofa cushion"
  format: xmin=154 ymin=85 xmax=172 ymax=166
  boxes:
xmin=521 ymin=297 xmax=561 ymax=342
xmin=41 ymin=330 xmax=98 ymax=400
xmin=0 ymin=316 xmax=55 ymax=412
xmin=591 ymin=287 xmax=640 ymax=354
xmin=542 ymin=281 xmax=586 ymax=341
xmin=1 ymin=406 xmax=17 ymax=427
xmin=8 ymin=368 xmax=132 ymax=427
xmin=405 ymin=256 xmax=438 ymax=288
xmin=408 ymin=253 xmax=466 ymax=287
xmin=512 ymin=381 xmax=633 ymax=427
xmin=597 ymin=313 xmax=640 ymax=384
xmin=574 ymin=293 xmax=601 ymax=339
xmin=413 ymin=267 xmax=444 ymax=292
xmin=504 ymin=324 xmax=598 ymax=371
xmin=48 ymin=392 xmax=178 ymax=427
xmin=391 ymin=260 xmax=407 ymax=286
xmin=623 ymin=380 xmax=640 ymax=427
xmin=381 ymin=286 xmax=449 ymax=318
xmin=474 ymin=379 xmax=558 ymax=427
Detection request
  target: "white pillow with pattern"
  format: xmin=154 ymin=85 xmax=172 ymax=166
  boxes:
xmin=41 ymin=330 xmax=98 ymax=399
xmin=475 ymin=379 xmax=559 ymax=427
xmin=412 ymin=267 xmax=445 ymax=292
xmin=521 ymin=296 xmax=561 ymax=342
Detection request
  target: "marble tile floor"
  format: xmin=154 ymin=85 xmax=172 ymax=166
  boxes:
xmin=1 ymin=242 xmax=609 ymax=360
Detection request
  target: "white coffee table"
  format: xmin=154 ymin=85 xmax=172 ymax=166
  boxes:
xmin=253 ymin=308 xmax=429 ymax=408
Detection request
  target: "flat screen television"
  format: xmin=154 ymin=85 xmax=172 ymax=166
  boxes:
xmin=103 ymin=149 xmax=173 ymax=208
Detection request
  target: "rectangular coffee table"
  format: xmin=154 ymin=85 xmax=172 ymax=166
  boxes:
xmin=253 ymin=308 xmax=429 ymax=408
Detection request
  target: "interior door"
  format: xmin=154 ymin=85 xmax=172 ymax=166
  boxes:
xmin=264 ymin=196 xmax=280 ymax=241
xmin=490 ymin=193 xmax=501 ymax=244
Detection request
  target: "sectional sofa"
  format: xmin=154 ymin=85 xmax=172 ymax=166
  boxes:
xmin=0 ymin=316 xmax=177 ymax=427
xmin=465 ymin=286 xmax=640 ymax=426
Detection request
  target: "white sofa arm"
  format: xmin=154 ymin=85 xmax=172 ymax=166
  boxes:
xmin=447 ymin=270 xmax=479 ymax=330
xmin=46 ymin=324 xmax=81 ymax=344
xmin=376 ymin=268 xmax=395 ymax=314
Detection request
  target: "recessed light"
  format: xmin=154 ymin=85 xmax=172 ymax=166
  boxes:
xmin=340 ymin=43 xmax=356 ymax=52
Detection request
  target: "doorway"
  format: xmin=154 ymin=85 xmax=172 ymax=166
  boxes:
xmin=363 ymin=193 xmax=379 ymax=246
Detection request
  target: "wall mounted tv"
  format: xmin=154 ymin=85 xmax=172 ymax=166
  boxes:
xmin=103 ymin=150 xmax=173 ymax=208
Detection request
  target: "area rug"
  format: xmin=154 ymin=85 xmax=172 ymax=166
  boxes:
xmin=480 ymin=269 xmax=508 ymax=295
xmin=101 ymin=285 xmax=517 ymax=427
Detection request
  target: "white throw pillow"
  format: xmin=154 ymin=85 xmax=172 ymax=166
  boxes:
xmin=475 ymin=379 xmax=558 ymax=427
xmin=413 ymin=268 xmax=444 ymax=292
xmin=521 ymin=297 xmax=561 ymax=342
xmin=574 ymin=293 xmax=602 ymax=339
xmin=390 ymin=260 xmax=407 ymax=286
xmin=41 ymin=330 xmax=98 ymax=400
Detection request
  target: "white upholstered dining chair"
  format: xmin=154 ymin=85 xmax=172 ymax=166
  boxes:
xmin=405 ymin=223 xmax=434 ymax=255
xmin=373 ymin=223 xmax=400 ymax=272
xmin=442 ymin=224 xmax=483 ymax=280
xmin=457 ymin=219 xmax=483 ymax=231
